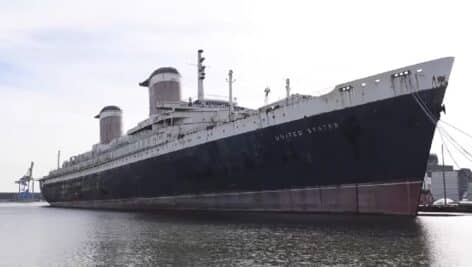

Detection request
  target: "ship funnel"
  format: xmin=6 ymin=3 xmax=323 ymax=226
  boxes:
xmin=95 ymin=106 xmax=122 ymax=144
xmin=139 ymin=67 xmax=181 ymax=116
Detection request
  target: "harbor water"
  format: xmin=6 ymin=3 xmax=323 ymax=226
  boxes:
xmin=0 ymin=202 xmax=471 ymax=266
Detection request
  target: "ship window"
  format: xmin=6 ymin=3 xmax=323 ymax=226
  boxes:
xmin=339 ymin=85 xmax=352 ymax=92
xmin=375 ymin=79 xmax=380 ymax=83
xmin=417 ymin=68 xmax=423 ymax=73
xmin=392 ymin=70 xmax=410 ymax=78
xmin=361 ymin=82 xmax=366 ymax=87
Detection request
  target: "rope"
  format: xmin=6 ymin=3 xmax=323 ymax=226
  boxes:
xmin=438 ymin=128 xmax=460 ymax=167
xmin=440 ymin=127 xmax=472 ymax=162
xmin=439 ymin=120 xmax=472 ymax=141
xmin=411 ymin=92 xmax=472 ymax=166
xmin=411 ymin=93 xmax=437 ymax=125
xmin=414 ymin=92 xmax=472 ymax=146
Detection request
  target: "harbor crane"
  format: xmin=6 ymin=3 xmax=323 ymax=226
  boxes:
xmin=14 ymin=162 xmax=37 ymax=200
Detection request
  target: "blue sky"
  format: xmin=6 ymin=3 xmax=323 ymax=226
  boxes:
xmin=1 ymin=0 xmax=472 ymax=191
xmin=0 ymin=60 xmax=19 ymax=84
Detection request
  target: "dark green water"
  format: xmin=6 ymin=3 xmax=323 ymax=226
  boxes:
xmin=0 ymin=203 xmax=470 ymax=266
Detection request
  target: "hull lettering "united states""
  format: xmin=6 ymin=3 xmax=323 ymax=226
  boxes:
xmin=274 ymin=122 xmax=339 ymax=142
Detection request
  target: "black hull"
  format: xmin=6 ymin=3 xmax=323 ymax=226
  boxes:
xmin=41 ymin=87 xmax=446 ymax=215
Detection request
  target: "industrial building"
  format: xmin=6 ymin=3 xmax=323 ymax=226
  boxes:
xmin=424 ymin=154 xmax=472 ymax=202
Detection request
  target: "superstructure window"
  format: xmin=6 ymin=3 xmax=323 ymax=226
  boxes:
xmin=339 ymin=85 xmax=353 ymax=92
xmin=392 ymin=70 xmax=410 ymax=78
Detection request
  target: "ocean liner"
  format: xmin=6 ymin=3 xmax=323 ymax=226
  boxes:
xmin=40 ymin=51 xmax=454 ymax=215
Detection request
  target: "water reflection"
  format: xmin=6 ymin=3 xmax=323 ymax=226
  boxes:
xmin=1 ymin=204 xmax=472 ymax=266
xmin=418 ymin=214 xmax=471 ymax=267
xmin=64 ymin=211 xmax=429 ymax=266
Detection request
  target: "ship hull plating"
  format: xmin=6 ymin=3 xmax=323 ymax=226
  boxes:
xmin=41 ymin=87 xmax=446 ymax=215
xmin=51 ymin=180 xmax=422 ymax=215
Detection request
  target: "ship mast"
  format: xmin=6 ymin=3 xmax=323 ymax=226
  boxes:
xmin=227 ymin=70 xmax=235 ymax=121
xmin=197 ymin=49 xmax=206 ymax=101
xmin=286 ymin=78 xmax=291 ymax=98
xmin=57 ymin=150 xmax=61 ymax=169
xmin=264 ymin=87 xmax=270 ymax=105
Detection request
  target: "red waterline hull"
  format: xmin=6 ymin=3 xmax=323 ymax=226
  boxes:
xmin=50 ymin=180 xmax=422 ymax=216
